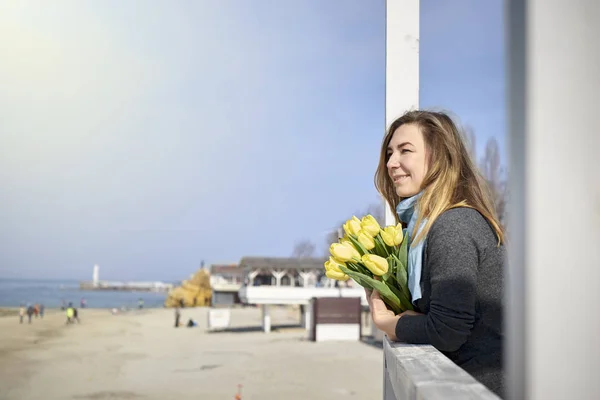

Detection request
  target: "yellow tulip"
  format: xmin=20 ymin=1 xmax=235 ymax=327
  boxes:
xmin=361 ymin=215 xmax=381 ymax=237
xmin=329 ymin=242 xmax=360 ymax=262
xmin=361 ymin=254 xmax=389 ymax=276
xmin=343 ymin=217 xmax=362 ymax=236
xmin=326 ymin=269 xmax=349 ymax=281
xmin=324 ymin=257 xmax=345 ymax=273
xmin=357 ymin=230 xmax=375 ymax=250
xmin=333 ymin=256 xmax=348 ymax=265
xmin=381 ymin=226 xmax=404 ymax=247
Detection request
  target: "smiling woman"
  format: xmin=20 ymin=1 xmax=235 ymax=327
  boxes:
xmin=370 ymin=110 xmax=506 ymax=397
xmin=384 ymin=123 xmax=429 ymax=199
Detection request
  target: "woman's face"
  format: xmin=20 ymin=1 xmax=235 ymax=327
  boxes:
xmin=386 ymin=123 xmax=429 ymax=198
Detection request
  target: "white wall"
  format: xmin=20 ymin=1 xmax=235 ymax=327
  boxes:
xmin=507 ymin=1 xmax=600 ymax=399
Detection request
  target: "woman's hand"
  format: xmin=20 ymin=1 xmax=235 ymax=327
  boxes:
xmin=366 ymin=288 xmax=424 ymax=341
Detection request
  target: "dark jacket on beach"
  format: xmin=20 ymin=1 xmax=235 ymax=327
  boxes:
xmin=395 ymin=207 xmax=505 ymax=398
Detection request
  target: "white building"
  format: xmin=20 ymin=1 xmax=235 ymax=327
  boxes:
xmin=209 ymin=263 xmax=245 ymax=306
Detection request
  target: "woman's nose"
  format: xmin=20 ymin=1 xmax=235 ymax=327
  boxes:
xmin=387 ymin=154 xmax=399 ymax=169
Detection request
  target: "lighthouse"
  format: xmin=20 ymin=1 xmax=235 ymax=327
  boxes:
xmin=92 ymin=264 xmax=99 ymax=287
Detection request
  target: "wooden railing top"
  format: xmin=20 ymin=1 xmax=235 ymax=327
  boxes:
xmin=383 ymin=336 xmax=501 ymax=400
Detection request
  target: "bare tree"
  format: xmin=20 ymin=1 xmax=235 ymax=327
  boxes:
xmin=479 ymin=136 xmax=507 ymax=226
xmin=464 ymin=125 xmax=478 ymax=162
xmin=291 ymin=239 xmax=316 ymax=258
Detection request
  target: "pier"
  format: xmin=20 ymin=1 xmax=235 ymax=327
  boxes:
xmin=79 ymin=280 xmax=173 ymax=292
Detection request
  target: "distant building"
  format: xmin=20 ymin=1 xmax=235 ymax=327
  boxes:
xmin=239 ymin=257 xmax=327 ymax=288
xmin=209 ymin=264 xmax=245 ymax=306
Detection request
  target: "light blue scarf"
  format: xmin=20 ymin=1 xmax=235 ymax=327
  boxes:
xmin=396 ymin=192 xmax=427 ymax=305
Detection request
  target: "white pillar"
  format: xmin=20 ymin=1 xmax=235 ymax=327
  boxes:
xmin=384 ymin=0 xmax=420 ymax=226
xmin=380 ymin=0 xmax=419 ymax=344
xmin=304 ymin=303 xmax=312 ymax=331
xmin=506 ymin=1 xmax=600 ymax=399
xmin=247 ymin=270 xmax=259 ymax=286
xmin=261 ymin=304 xmax=271 ymax=333
xmin=299 ymin=271 xmax=314 ymax=287
xmin=271 ymin=269 xmax=286 ymax=287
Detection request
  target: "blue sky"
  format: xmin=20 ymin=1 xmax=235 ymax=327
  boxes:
xmin=0 ymin=0 xmax=505 ymax=281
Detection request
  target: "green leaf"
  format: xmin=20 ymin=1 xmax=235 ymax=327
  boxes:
xmin=346 ymin=235 xmax=368 ymax=257
xmin=374 ymin=234 xmax=390 ymax=257
xmin=339 ymin=265 xmax=403 ymax=314
xmin=398 ymin=230 xmax=409 ymax=262
xmin=348 ymin=261 xmax=371 ymax=277
xmin=395 ymin=231 xmax=410 ymax=291
xmin=386 ymin=279 xmax=414 ymax=311
xmin=395 ymin=257 xmax=408 ymax=291
xmin=378 ymin=261 xmax=413 ymax=312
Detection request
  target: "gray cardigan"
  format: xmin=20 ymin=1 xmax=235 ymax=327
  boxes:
xmin=395 ymin=207 xmax=505 ymax=398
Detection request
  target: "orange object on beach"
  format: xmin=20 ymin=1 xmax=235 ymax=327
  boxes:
xmin=234 ymin=383 xmax=242 ymax=399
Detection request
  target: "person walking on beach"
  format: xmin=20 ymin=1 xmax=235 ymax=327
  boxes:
xmin=19 ymin=304 xmax=25 ymax=324
xmin=26 ymin=304 xmax=34 ymax=324
xmin=138 ymin=298 xmax=144 ymax=309
xmin=174 ymin=307 xmax=181 ymax=328
xmin=66 ymin=303 xmax=74 ymax=325
xmin=39 ymin=304 xmax=45 ymax=319
xmin=81 ymin=298 xmax=86 ymax=308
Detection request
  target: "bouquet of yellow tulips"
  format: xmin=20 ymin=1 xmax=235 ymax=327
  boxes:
xmin=324 ymin=215 xmax=413 ymax=313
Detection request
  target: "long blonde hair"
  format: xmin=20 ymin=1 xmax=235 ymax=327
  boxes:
xmin=374 ymin=110 xmax=504 ymax=245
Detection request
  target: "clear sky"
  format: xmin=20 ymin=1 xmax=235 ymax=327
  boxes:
xmin=0 ymin=0 xmax=505 ymax=281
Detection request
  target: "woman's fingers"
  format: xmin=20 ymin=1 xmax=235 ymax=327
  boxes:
xmin=370 ymin=289 xmax=388 ymax=314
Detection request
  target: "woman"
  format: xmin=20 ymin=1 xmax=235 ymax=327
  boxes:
xmin=368 ymin=110 xmax=505 ymax=397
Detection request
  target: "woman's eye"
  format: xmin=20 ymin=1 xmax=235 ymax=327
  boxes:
xmin=401 ymin=149 xmax=411 ymax=154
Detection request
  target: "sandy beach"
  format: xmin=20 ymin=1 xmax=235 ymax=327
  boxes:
xmin=0 ymin=306 xmax=383 ymax=400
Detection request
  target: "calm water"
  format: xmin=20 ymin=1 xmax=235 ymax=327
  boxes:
xmin=0 ymin=279 xmax=168 ymax=309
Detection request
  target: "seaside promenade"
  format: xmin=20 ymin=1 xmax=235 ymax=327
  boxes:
xmin=0 ymin=306 xmax=382 ymax=399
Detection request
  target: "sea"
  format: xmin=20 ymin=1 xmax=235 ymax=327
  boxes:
xmin=0 ymin=278 xmax=169 ymax=309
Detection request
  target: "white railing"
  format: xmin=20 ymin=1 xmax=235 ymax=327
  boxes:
xmin=382 ymin=335 xmax=500 ymax=400
xmin=238 ymin=285 xmax=367 ymax=306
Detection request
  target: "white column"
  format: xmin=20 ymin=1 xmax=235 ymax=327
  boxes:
xmin=384 ymin=0 xmax=420 ymax=226
xmin=299 ymin=271 xmax=314 ymax=287
xmin=261 ymin=304 xmax=271 ymax=333
xmin=507 ymin=1 xmax=600 ymax=399
xmin=272 ymin=270 xmax=286 ymax=286
xmin=304 ymin=303 xmax=312 ymax=331
xmin=247 ymin=270 xmax=259 ymax=286
xmin=380 ymin=0 xmax=420 ymax=344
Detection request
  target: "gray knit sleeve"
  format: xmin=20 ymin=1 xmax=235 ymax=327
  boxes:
xmin=395 ymin=208 xmax=480 ymax=352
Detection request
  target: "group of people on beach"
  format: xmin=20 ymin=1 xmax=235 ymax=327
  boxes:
xmin=18 ymin=300 xmax=84 ymax=325
xmin=19 ymin=303 xmax=45 ymax=324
